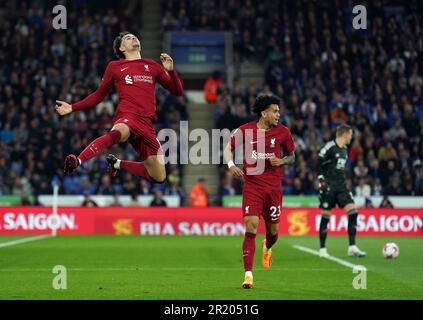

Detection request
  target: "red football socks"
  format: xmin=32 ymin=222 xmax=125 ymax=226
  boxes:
xmin=120 ymin=160 xmax=158 ymax=182
xmin=266 ymin=232 xmax=278 ymax=250
xmin=242 ymin=232 xmax=256 ymax=272
xmin=78 ymin=130 xmax=121 ymax=164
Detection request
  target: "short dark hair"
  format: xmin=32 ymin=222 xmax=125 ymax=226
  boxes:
xmin=252 ymin=94 xmax=280 ymax=118
xmin=336 ymin=124 xmax=352 ymax=137
xmin=113 ymin=31 xmax=132 ymax=59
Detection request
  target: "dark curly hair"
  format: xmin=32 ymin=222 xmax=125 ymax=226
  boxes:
xmin=252 ymin=94 xmax=281 ymax=118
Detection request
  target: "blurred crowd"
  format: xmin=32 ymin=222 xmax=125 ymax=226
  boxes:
xmin=0 ymin=0 xmax=188 ymax=201
xmin=184 ymin=0 xmax=423 ymax=199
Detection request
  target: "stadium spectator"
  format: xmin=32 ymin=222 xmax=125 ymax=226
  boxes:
xmin=81 ymin=194 xmax=98 ymax=207
xmin=355 ymin=178 xmax=371 ymax=197
xmin=150 ymin=189 xmax=168 ymax=207
xmin=203 ymin=72 xmax=222 ymax=103
xmin=380 ymin=195 xmax=394 ymax=209
xmin=128 ymin=192 xmax=140 ymax=207
xmin=20 ymin=194 xmax=32 ymax=206
xmin=189 ymin=177 xmax=209 ymax=207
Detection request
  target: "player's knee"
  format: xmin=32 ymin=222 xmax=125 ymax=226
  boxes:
xmin=245 ymin=221 xmax=258 ymax=233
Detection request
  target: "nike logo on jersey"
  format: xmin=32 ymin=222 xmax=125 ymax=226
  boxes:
xmin=250 ymin=141 xmax=257 ymax=145
xmin=120 ymin=67 xmax=128 ymax=72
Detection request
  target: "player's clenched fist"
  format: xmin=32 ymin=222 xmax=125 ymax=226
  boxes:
xmin=229 ymin=166 xmax=244 ymax=179
xmin=55 ymin=100 xmax=72 ymax=116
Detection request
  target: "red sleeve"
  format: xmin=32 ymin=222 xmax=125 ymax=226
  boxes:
xmin=230 ymin=127 xmax=244 ymax=149
xmin=156 ymin=65 xmax=184 ymax=96
xmin=282 ymin=128 xmax=295 ymax=154
xmin=72 ymin=62 xmax=114 ymax=111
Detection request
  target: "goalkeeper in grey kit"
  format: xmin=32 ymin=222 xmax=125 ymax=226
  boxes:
xmin=316 ymin=124 xmax=366 ymax=258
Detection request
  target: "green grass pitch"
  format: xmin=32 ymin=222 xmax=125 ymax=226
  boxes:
xmin=0 ymin=235 xmax=422 ymax=299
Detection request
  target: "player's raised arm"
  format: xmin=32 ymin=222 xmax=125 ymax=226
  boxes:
xmin=55 ymin=63 xmax=114 ymax=116
xmin=156 ymin=53 xmax=184 ymax=96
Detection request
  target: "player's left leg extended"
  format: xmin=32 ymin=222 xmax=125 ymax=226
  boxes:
xmin=242 ymin=215 xmax=259 ymax=289
xmin=109 ymin=154 xmax=166 ymax=183
xmin=344 ymin=202 xmax=366 ymax=257
xmin=262 ymin=222 xmax=278 ymax=269
xmin=64 ymin=123 xmax=130 ymax=175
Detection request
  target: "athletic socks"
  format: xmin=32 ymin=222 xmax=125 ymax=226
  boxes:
xmin=347 ymin=210 xmax=358 ymax=246
xmin=113 ymin=159 xmax=121 ymax=169
xmin=265 ymin=233 xmax=278 ymax=251
xmin=242 ymin=232 xmax=256 ymax=272
xmin=120 ymin=160 xmax=163 ymax=183
xmin=78 ymin=130 xmax=121 ymax=164
xmin=319 ymin=214 xmax=330 ymax=248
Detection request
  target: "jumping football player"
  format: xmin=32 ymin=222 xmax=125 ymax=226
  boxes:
xmin=55 ymin=31 xmax=183 ymax=183
xmin=317 ymin=124 xmax=366 ymax=258
xmin=224 ymin=95 xmax=295 ymax=289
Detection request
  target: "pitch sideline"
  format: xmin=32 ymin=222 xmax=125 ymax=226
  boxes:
xmin=293 ymin=245 xmax=367 ymax=271
xmin=0 ymin=235 xmax=52 ymax=249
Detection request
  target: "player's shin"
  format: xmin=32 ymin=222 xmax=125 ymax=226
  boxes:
xmin=319 ymin=214 xmax=330 ymax=248
xmin=78 ymin=130 xmax=122 ymax=164
xmin=265 ymin=232 xmax=278 ymax=250
xmin=242 ymin=232 xmax=256 ymax=272
xmin=120 ymin=160 xmax=164 ymax=183
xmin=347 ymin=210 xmax=358 ymax=246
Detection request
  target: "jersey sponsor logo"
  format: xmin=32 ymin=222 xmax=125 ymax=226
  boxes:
xmin=287 ymin=210 xmax=310 ymax=235
xmin=270 ymin=138 xmax=276 ymax=148
xmin=112 ymin=219 xmax=133 ymax=235
xmin=124 ymin=74 xmax=153 ymax=84
xmin=120 ymin=67 xmax=129 ymax=72
xmin=133 ymin=75 xmax=153 ymax=84
xmin=251 ymin=150 xmax=275 ymax=160
xmin=125 ymin=75 xmax=133 ymax=84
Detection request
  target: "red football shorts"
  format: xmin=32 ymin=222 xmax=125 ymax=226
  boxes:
xmin=114 ymin=114 xmax=163 ymax=162
xmin=242 ymin=187 xmax=283 ymax=224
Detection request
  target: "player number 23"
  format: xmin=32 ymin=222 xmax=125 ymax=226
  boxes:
xmin=270 ymin=205 xmax=281 ymax=220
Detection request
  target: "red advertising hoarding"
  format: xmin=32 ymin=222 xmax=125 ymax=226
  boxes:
xmin=0 ymin=207 xmax=421 ymax=236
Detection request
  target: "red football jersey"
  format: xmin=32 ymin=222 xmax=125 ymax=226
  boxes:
xmin=72 ymin=58 xmax=183 ymax=120
xmin=230 ymin=121 xmax=295 ymax=190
